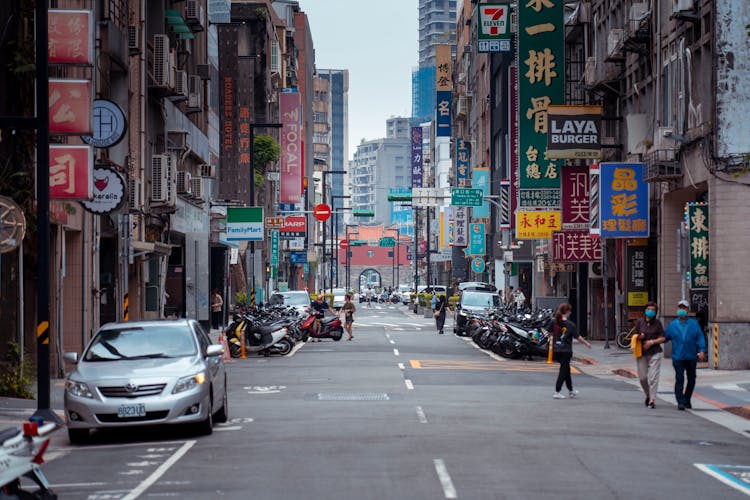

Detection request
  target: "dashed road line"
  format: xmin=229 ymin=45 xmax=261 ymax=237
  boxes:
xmin=405 ymin=379 xmax=414 ymax=390
xmin=433 ymin=459 xmax=458 ymax=499
xmin=416 ymin=406 xmax=428 ymax=423
xmin=393 ymin=349 xmax=400 ymax=356
xmin=121 ymin=440 xmax=196 ymax=500
xmin=389 ymin=340 xmax=396 ymax=344
xmin=398 ymin=363 xmax=405 ymax=370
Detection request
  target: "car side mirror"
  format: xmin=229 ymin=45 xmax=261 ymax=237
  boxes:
xmin=206 ymin=344 xmax=224 ymax=357
xmin=63 ymin=352 xmax=78 ymax=363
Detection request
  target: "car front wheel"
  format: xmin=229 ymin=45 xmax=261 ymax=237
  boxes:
xmin=68 ymin=428 xmax=89 ymax=445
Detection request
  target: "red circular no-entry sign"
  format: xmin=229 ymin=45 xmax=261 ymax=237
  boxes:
xmin=313 ymin=203 xmax=331 ymax=221
xmin=340 ymin=239 xmax=349 ymax=250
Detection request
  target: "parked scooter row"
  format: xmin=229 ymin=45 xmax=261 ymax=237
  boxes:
xmin=1 ymin=418 xmax=58 ymax=499
xmin=466 ymin=307 xmax=554 ymax=360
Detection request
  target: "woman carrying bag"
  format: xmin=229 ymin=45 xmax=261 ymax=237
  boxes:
xmin=434 ymin=295 xmax=447 ymax=335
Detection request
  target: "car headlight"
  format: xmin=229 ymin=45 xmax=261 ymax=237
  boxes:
xmin=173 ymin=372 xmax=206 ymax=394
xmin=67 ymin=380 xmax=94 ymax=399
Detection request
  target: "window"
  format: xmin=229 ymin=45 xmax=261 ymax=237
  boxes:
xmin=271 ymin=40 xmax=280 ymax=74
xmin=367 ymin=250 xmax=374 ymax=258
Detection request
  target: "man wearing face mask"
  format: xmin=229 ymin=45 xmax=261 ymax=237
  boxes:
xmin=664 ymin=299 xmax=707 ymax=410
xmin=634 ymin=302 xmax=666 ymax=409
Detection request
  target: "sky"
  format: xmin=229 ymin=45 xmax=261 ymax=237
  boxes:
xmin=299 ymin=1 xmax=418 ymax=162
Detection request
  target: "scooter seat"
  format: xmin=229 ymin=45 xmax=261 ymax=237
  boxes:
xmin=0 ymin=427 xmax=21 ymax=445
xmin=250 ymin=324 xmax=280 ymax=335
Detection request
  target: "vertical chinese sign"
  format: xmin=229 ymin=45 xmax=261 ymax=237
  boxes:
xmin=270 ymin=229 xmax=279 ymax=278
xmin=469 ymin=223 xmax=486 ymax=256
xmin=49 ymin=145 xmax=93 ymax=199
xmin=552 ymin=164 xmax=600 ymax=262
xmin=472 ymin=167 xmax=490 ymax=218
xmin=411 ymin=126 xmax=423 ymax=187
xmin=517 ymin=0 xmax=564 ymax=209
xmin=599 ymin=163 xmax=649 ymax=238
xmin=280 ymin=91 xmax=302 ymax=204
xmin=237 ymin=104 xmax=252 ymax=200
xmin=454 ymin=138 xmax=469 ymax=246
xmin=218 ymin=26 xmax=239 ymax=201
xmin=687 ymin=203 xmax=708 ymax=289
xmin=626 ymin=242 xmax=648 ymax=306
xmin=49 ymin=10 xmax=94 ymax=64
xmin=435 ymin=45 xmax=452 ymax=137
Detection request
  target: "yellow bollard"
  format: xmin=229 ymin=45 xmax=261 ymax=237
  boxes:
xmin=240 ymin=327 xmax=247 ymax=359
xmin=713 ymin=323 xmax=719 ymax=369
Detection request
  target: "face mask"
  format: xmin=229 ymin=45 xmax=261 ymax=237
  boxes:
xmin=677 ymin=309 xmax=687 ymax=318
xmin=645 ymin=309 xmax=656 ymax=319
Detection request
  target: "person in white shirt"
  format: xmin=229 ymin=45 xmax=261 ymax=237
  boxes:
xmin=514 ymin=288 xmax=526 ymax=313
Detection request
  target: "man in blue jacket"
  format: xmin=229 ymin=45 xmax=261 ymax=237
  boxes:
xmin=664 ymin=299 xmax=707 ymax=410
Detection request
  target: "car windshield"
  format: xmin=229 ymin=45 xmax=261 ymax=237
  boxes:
xmin=84 ymin=326 xmax=197 ymax=361
xmin=270 ymin=292 xmax=309 ymax=306
xmin=461 ymin=292 xmax=500 ymax=308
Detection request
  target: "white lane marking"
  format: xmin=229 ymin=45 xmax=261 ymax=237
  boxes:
xmin=694 ymin=464 xmax=750 ymax=496
xmin=389 ymin=340 xmax=396 ymax=345
xmin=41 ymin=482 xmax=109 ymax=488
xmin=713 ymin=383 xmax=745 ymax=391
xmin=214 ymin=426 xmax=242 ymax=431
xmin=393 ymin=349 xmax=400 ymax=356
xmin=127 ymin=461 xmax=159 ymax=467
xmin=416 ymin=406 xmax=428 ymax=423
xmin=372 ymin=322 xmax=394 ymax=326
xmin=385 ymin=333 xmax=391 ymax=338
xmin=121 ymin=440 xmax=196 ymax=500
xmin=433 ymin=459 xmax=458 ymax=499
xmin=398 ymin=363 xmax=405 ymax=370
xmin=391 ymin=328 xmax=405 ymax=331
xmin=405 ymin=379 xmax=414 ymax=390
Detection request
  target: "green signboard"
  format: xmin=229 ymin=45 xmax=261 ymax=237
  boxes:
xmin=353 ymin=210 xmax=375 ymax=217
xmin=379 ymin=237 xmax=396 ymax=247
xmin=387 ymin=193 xmax=412 ymax=202
xmin=270 ymin=229 xmax=279 ymax=267
xmin=226 ymin=207 xmax=264 ymax=241
xmin=518 ymin=0 xmax=564 ymax=207
xmin=451 ymin=187 xmax=484 ymax=207
xmin=478 ymin=3 xmax=512 ymax=53
xmin=349 ymin=240 xmax=367 ymax=246
xmin=687 ymin=203 xmax=709 ymax=289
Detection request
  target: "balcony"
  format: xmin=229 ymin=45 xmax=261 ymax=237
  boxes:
xmin=644 ymin=128 xmax=682 ymax=182
xmin=622 ymin=3 xmax=651 ymax=55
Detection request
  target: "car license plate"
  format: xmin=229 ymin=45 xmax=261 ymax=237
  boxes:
xmin=117 ymin=403 xmax=146 ymax=418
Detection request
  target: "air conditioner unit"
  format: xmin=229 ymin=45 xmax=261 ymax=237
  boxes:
xmin=601 ymin=135 xmax=617 ymax=146
xmin=127 ymin=25 xmax=139 ymax=53
xmin=456 ymin=95 xmax=468 ymax=117
xmin=607 ymin=29 xmax=624 ymax=57
xmin=191 ymin=177 xmax=205 ymax=200
xmin=151 ymin=154 xmax=170 ymax=202
xmin=167 ymin=131 xmax=188 ymax=151
xmin=176 ymin=171 xmax=192 ymax=194
xmin=200 ymin=164 xmax=216 ymax=178
xmin=584 ymin=56 xmax=597 ymax=85
xmin=164 ymin=154 xmax=177 ymax=206
xmin=673 ymin=0 xmax=694 ymax=12
xmin=196 ymin=64 xmax=211 ymax=80
xmin=174 ymin=70 xmax=189 ymax=97
xmin=184 ymin=0 xmax=206 ymax=31
xmin=152 ymin=34 xmax=170 ymax=87
xmin=589 ymin=261 xmax=603 ymax=279
xmin=177 ymin=38 xmax=192 ymax=55
xmin=169 ymin=49 xmax=177 ymax=89
xmin=128 ymin=178 xmax=141 ymax=212
xmin=187 ymin=75 xmax=202 ymax=111
xmin=654 ymin=127 xmax=678 ymax=150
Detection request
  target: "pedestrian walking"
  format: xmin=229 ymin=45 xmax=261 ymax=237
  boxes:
xmin=549 ymin=303 xmax=591 ymax=399
xmin=634 ymin=301 xmax=666 ymax=409
xmin=365 ymin=287 xmax=373 ymax=308
xmin=664 ymin=299 xmax=707 ymax=410
xmin=514 ymin=288 xmax=526 ymax=313
xmin=434 ymin=295 xmax=447 ymax=334
xmin=506 ymin=286 xmax=515 ymax=307
xmin=430 ymin=291 xmax=438 ymax=311
xmin=339 ymin=294 xmax=356 ymax=340
xmin=210 ymin=289 xmax=223 ymax=330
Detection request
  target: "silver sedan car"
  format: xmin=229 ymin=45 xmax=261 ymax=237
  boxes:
xmin=64 ymin=319 xmax=228 ymax=444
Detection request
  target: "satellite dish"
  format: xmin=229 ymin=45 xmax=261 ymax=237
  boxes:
xmin=0 ymin=196 xmax=26 ymax=254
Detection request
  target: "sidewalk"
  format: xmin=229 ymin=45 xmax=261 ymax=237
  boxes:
xmin=573 ymin=341 xmax=750 ymax=426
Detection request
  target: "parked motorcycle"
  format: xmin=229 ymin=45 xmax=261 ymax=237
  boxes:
xmin=224 ymin=310 xmax=296 ymax=357
xmin=299 ymin=314 xmax=344 ymax=341
xmin=1 ymin=418 xmax=58 ymax=499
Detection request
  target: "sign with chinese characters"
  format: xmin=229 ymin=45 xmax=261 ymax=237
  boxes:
xmin=469 ymin=223 xmax=486 ymax=255
xmin=48 ymin=9 xmax=94 ymax=65
xmin=626 ymin=243 xmax=648 ymax=306
xmin=226 ymin=207 xmax=264 ymax=241
xmin=49 ymin=79 xmax=92 ymax=134
xmin=519 ymin=188 xmax=560 ymax=209
xmin=280 ymin=216 xmax=306 ymax=239
xmin=270 ymin=230 xmax=279 ymax=266
xmin=687 ymin=203 xmax=709 ymax=290
xmin=411 ymin=126 xmax=423 ymax=187
xmin=518 ymin=0 xmax=564 ymax=205
xmin=49 ymin=145 xmax=93 ymax=199
xmin=509 ymin=66 xmax=518 ymax=228
xmin=456 ymin=138 xmax=470 ymax=187
xmin=289 ymin=251 xmax=308 ymax=264
xmin=454 ymin=206 xmax=468 ymax=246
xmin=561 ymin=165 xmax=590 ymax=229
xmin=546 ymin=105 xmax=602 ymax=159
xmin=436 ymin=45 xmax=452 ymax=91
xmin=81 ymin=167 xmax=125 ymax=214
xmin=436 ymin=91 xmax=452 ymax=137
xmin=516 ymin=210 xmax=561 ymax=239
xmin=552 ymin=230 xmax=601 ymax=262
xmin=280 ymin=91 xmax=302 ymax=203
xmin=80 ymin=99 xmax=127 ymax=148
xmin=599 ymin=163 xmax=649 ymax=238
xmin=451 ymin=187 xmax=483 ymax=207
xmin=472 ymin=168 xmax=490 ymax=218
xmin=478 ymin=3 xmax=512 ymax=53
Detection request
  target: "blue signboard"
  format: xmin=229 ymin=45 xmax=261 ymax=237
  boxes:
xmin=436 ymin=90 xmax=452 ymax=137
xmin=456 ymin=138 xmax=470 ymax=187
xmin=289 ymin=251 xmax=308 ymax=264
xmin=279 ymin=203 xmax=297 ymax=213
xmin=469 ymin=223 xmax=486 ymax=255
xmin=471 ymin=257 xmax=486 ymax=273
xmin=472 ymin=168 xmax=490 ymax=218
xmin=599 ymin=163 xmax=649 ymax=238
xmin=411 ymin=126 xmax=423 ymax=187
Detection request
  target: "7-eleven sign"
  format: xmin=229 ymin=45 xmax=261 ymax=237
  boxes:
xmin=479 ymin=4 xmax=510 ymax=39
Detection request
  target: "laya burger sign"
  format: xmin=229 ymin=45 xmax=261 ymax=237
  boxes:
xmin=546 ymin=105 xmax=602 ymax=160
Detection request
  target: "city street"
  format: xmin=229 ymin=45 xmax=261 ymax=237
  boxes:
xmin=6 ymin=304 xmax=749 ymax=499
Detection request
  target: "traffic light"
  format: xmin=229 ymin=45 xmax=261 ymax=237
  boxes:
xmin=265 ymin=263 xmax=270 ymax=274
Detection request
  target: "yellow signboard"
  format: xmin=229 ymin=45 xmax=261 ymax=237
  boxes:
xmin=628 ymin=291 xmax=649 ymax=307
xmin=516 ymin=210 xmax=561 ymax=239
xmin=436 ymin=45 xmax=452 ymax=91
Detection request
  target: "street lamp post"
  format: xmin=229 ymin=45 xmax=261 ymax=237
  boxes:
xmin=249 ymin=123 xmax=282 ymax=307
xmin=321 ymin=170 xmax=346 ymax=293
xmin=331 ymin=195 xmax=351 ymax=289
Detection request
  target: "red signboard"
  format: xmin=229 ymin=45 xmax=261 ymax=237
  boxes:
xmin=313 ymin=204 xmax=331 ymax=222
xmin=340 ymin=240 xmax=349 ymax=250
xmin=280 ymin=92 xmax=302 ymax=203
xmin=49 ymin=145 xmax=93 ymax=199
xmin=552 ymin=230 xmax=602 ymax=262
xmin=280 ymin=216 xmax=307 ymax=238
xmin=49 ymin=10 xmax=94 ymax=65
xmin=49 ymin=79 xmax=92 ymax=134
xmin=561 ymin=165 xmax=591 ymax=229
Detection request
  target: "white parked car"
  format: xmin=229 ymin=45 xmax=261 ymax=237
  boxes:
xmin=332 ymin=288 xmax=347 ymax=310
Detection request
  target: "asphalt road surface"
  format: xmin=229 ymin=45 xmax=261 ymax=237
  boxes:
xmin=29 ymin=304 xmax=750 ymax=499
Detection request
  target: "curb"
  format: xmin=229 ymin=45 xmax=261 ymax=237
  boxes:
xmin=573 ymin=356 xmax=597 ymax=366
xmin=612 ymin=368 xmax=638 ymax=379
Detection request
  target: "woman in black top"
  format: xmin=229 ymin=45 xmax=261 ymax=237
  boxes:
xmin=434 ymin=295 xmax=447 ymax=335
xmin=550 ymin=303 xmax=591 ymax=399
xmin=635 ymin=301 xmax=666 ymax=408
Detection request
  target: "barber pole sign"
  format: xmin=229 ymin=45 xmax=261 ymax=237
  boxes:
xmin=589 ymin=164 xmax=600 ymax=236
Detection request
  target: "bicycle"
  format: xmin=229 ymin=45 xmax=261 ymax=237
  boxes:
xmin=615 ymin=319 xmax=638 ymax=349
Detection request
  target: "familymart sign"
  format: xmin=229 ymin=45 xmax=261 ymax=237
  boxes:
xmin=226 ymin=207 xmax=264 ymax=241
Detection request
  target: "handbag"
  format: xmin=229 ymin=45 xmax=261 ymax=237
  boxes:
xmin=433 ymin=309 xmax=440 ymax=319
xmin=631 ymin=334 xmax=643 ymax=358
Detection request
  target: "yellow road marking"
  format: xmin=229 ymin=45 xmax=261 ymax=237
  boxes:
xmin=409 ymin=359 xmax=580 ymax=374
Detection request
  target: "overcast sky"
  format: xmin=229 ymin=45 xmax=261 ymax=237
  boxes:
xmin=300 ymin=0 xmax=418 ymax=161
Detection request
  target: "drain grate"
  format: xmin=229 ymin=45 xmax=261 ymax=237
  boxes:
xmin=317 ymin=392 xmax=390 ymax=401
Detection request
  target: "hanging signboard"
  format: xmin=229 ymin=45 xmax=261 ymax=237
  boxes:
xmin=589 ymin=164 xmax=600 ymax=235
xmin=454 ymin=206 xmax=468 ymax=246
xmin=518 ymin=0 xmax=564 ymax=207
xmin=478 ymin=3 xmax=512 ymax=53
xmin=436 ymin=45 xmax=453 ymax=91
xmin=48 ymin=9 xmax=94 ymax=65
xmin=49 ymin=79 xmax=92 ymax=135
xmin=687 ymin=203 xmax=709 ymax=289
xmin=472 ymin=168 xmax=490 ymax=218
xmin=436 ymin=91 xmax=452 ymax=137
xmin=270 ymin=230 xmax=279 ymax=266
xmin=226 ymin=207 xmax=264 ymax=241
xmin=509 ymin=66 xmax=518 ymax=229
xmin=546 ymin=105 xmax=602 ymax=159
xmin=280 ymin=91 xmax=302 ymax=203
xmin=411 ymin=126 xmax=423 ymax=187
xmin=599 ymin=163 xmax=649 ymax=238
xmin=280 ymin=216 xmax=306 ymax=239
xmin=552 ymin=230 xmax=602 ymax=262
xmin=456 ymin=138 xmax=470 ymax=187
xmin=626 ymin=243 xmax=648 ymax=306
xmin=81 ymin=167 xmax=125 ymax=214
xmin=81 ymin=99 xmax=127 ymax=148
xmin=49 ymin=145 xmax=93 ymax=199
xmin=561 ymin=165 xmax=590 ymax=229
xmin=468 ymin=223 xmax=486 ymax=255
xmin=516 ymin=210 xmax=561 ymax=239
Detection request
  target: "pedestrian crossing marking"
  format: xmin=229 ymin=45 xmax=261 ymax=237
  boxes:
xmin=409 ymin=359 xmax=580 ymax=374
